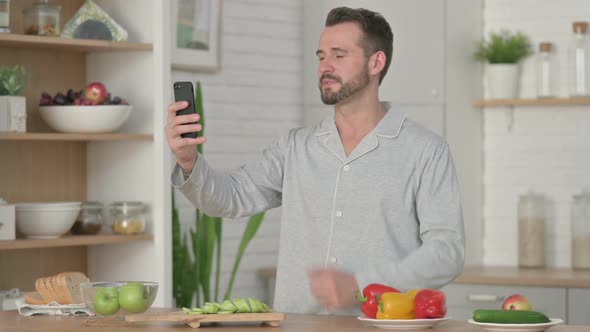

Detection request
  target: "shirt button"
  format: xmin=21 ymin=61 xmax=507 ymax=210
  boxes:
xmin=343 ymin=165 xmax=350 ymax=171
xmin=330 ymin=257 xmax=338 ymax=264
xmin=335 ymin=211 xmax=343 ymax=217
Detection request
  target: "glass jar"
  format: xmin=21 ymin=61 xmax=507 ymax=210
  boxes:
xmin=109 ymin=202 xmax=146 ymax=235
xmin=71 ymin=201 xmax=104 ymax=235
xmin=22 ymin=0 xmax=61 ymax=36
xmin=518 ymin=191 xmax=546 ymax=268
xmin=568 ymin=21 xmax=590 ymax=96
xmin=0 ymin=0 xmax=10 ymax=33
xmin=571 ymin=191 xmax=590 ymax=269
xmin=536 ymin=42 xmax=558 ymax=98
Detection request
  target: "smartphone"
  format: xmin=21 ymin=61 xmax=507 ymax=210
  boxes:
xmin=173 ymin=81 xmax=199 ymax=139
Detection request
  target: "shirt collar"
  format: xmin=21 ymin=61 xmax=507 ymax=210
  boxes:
xmin=315 ymin=101 xmax=406 ymax=139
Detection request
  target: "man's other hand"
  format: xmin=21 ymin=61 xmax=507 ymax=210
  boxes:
xmin=308 ymin=267 xmax=359 ymax=311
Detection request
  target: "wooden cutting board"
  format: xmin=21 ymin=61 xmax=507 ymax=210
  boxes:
xmin=125 ymin=311 xmax=286 ymax=328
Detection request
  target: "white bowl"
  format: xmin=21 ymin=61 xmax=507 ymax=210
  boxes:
xmin=15 ymin=202 xmax=82 ymax=239
xmin=39 ymin=105 xmax=132 ymax=133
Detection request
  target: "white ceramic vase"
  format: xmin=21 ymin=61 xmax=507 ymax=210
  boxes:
xmin=0 ymin=95 xmax=26 ymax=132
xmin=487 ymin=63 xmax=520 ymax=99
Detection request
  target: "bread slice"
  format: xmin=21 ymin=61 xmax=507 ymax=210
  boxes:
xmin=25 ymin=291 xmax=46 ymax=305
xmin=50 ymin=272 xmax=67 ymax=304
xmin=43 ymin=276 xmax=60 ymax=304
xmin=60 ymin=272 xmax=89 ymax=304
xmin=35 ymin=277 xmax=53 ymax=304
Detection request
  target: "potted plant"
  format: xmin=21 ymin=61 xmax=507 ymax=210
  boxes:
xmin=475 ymin=30 xmax=532 ymax=99
xmin=0 ymin=65 xmax=28 ymax=132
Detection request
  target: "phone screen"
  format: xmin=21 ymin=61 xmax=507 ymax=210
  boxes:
xmin=173 ymin=81 xmax=199 ymax=138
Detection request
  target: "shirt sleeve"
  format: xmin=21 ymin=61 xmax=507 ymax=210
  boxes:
xmin=171 ymin=130 xmax=294 ymax=219
xmin=355 ymin=142 xmax=465 ymax=291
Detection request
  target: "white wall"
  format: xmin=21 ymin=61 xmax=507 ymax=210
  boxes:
xmin=482 ymin=0 xmax=590 ymax=267
xmin=171 ymin=0 xmax=302 ymax=304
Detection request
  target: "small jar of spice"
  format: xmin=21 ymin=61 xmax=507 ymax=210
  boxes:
xmin=23 ymin=0 xmax=61 ymax=36
xmin=71 ymin=201 xmax=104 ymax=235
xmin=109 ymin=201 xmax=146 ymax=235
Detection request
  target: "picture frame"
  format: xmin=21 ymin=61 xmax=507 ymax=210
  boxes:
xmin=171 ymin=0 xmax=222 ymax=72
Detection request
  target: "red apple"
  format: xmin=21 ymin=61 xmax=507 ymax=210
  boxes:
xmin=84 ymin=82 xmax=109 ymax=104
xmin=502 ymin=294 xmax=532 ymax=310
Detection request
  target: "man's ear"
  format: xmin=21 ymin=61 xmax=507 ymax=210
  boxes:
xmin=369 ymin=51 xmax=386 ymax=77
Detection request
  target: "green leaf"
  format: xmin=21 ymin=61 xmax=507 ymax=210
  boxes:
xmin=223 ymin=212 xmax=265 ymax=300
xmin=195 ymin=81 xmax=204 ymax=154
xmin=474 ymin=30 xmax=532 ymax=64
xmin=214 ymin=220 xmax=222 ymax=302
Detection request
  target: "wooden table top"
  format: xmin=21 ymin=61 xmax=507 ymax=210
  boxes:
xmin=1 ymin=310 xmax=587 ymax=332
xmin=454 ymin=266 xmax=590 ymax=288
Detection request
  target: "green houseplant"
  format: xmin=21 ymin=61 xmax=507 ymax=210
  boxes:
xmin=172 ymin=82 xmax=265 ymax=308
xmin=475 ymin=30 xmax=532 ymax=99
xmin=0 ymin=65 xmax=27 ymax=96
xmin=0 ymin=65 xmax=28 ymax=132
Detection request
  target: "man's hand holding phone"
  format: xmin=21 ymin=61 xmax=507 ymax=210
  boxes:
xmin=165 ymin=101 xmax=207 ymax=172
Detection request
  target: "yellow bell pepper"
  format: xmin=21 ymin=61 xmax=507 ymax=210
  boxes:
xmin=406 ymin=288 xmax=423 ymax=300
xmin=376 ymin=292 xmax=415 ymax=319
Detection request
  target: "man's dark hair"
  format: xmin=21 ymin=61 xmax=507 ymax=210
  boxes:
xmin=325 ymin=7 xmax=393 ymax=84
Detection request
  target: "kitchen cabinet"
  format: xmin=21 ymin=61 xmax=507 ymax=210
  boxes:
xmin=442 ymin=283 xmax=567 ymax=322
xmin=0 ymin=0 xmax=171 ymax=307
xmin=567 ymin=288 xmax=590 ymax=325
xmin=302 ymin=0 xmax=484 ymax=265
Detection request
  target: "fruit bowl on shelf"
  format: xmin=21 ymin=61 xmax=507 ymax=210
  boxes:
xmin=39 ymin=104 xmax=132 ymax=133
xmin=80 ymin=281 xmax=158 ymax=317
xmin=39 ymin=82 xmax=132 ymax=133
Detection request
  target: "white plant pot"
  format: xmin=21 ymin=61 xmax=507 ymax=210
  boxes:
xmin=487 ymin=63 xmax=520 ymax=99
xmin=0 ymin=96 xmax=27 ymax=132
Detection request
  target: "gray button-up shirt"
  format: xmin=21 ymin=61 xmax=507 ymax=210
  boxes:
xmin=172 ymin=102 xmax=464 ymax=315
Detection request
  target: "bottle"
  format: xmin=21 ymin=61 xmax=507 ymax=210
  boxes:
xmin=0 ymin=0 xmax=9 ymax=33
xmin=518 ymin=191 xmax=546 ymax=268
xmin=568 ymin=22 xmax=590 ymax=96
xmin=571 ymin=190 xmax=590 ymax=269
xmin=536 ymin=42 xmax=558 ymax=98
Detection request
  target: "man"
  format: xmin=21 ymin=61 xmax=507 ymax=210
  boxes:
xmin=166 ymin=7 xmax=464 ymax=314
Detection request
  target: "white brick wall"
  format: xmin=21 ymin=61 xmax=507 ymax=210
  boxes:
xmin=482 ymin=0 xmax=590 ymax=267
xmin=171 ymin=0 xmax=302 ymax=304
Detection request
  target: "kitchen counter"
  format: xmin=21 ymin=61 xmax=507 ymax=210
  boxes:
xmin=258 ymin=265 xmax=590 ymax=288
xmin=0 ymin=310 xmax=587 ymax=332
xmin=454 ymin=266 xmax=590 ymax=288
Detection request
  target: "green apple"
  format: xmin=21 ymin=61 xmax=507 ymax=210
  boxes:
xmin=118 ymin=282 xmax=148 ymax=313
xmin=93 ymin=287 xmax=120 ymax=316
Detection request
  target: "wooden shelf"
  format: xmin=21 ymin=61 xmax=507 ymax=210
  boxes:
xmin=473 ymin=97 xmax=590 ymax=108
xmin=0 ymin=234 xmax=154 ymax=250
xmin=0 ymin=132 xmax=153 ymax=142
xmin=0 ymin=34 xmax=152 ymax=53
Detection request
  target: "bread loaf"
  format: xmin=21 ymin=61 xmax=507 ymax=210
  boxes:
xmin=25 ymin=271 xmax=89 ymax=305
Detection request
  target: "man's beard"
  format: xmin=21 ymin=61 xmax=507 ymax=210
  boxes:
xmin=319 ymin=67 xmax=370 ymax=105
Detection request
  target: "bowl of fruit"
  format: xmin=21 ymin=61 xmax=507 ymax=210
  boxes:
xmin=80 ymin=281 xmax=158 ymax=317
xmin=39 ymin=82 xmax=132 ymax=133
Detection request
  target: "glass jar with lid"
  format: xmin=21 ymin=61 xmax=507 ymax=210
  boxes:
xmin=71 ymin=201 xmax=104 ymax=235
xmin=571 ymin=190 xmax=590 ymax=269
xmin=518 ymin=191 xmax=546 ymax=268
xmin=0 ymin=0 xmax=10 ymax=33
xmin=23 ymin=0 xmax=61 ymax=36
xmin=109 ymin=201 xmax=146 ymax=235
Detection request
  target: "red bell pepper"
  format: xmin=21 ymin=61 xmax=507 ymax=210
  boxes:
xmin=414 ymin=289 xmax=447 ymax=319
xmin=355 ymin=283 xmax=400 ymax=318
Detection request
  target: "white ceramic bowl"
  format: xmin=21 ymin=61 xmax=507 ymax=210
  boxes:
xmin=15 ymin=202 xmax=82 ymax=239
xmin=39 ymin=105 xmax=132 ymax=133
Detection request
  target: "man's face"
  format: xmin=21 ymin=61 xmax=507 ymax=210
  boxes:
xmin=316 ymin=22 xmax=371 ymax=105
